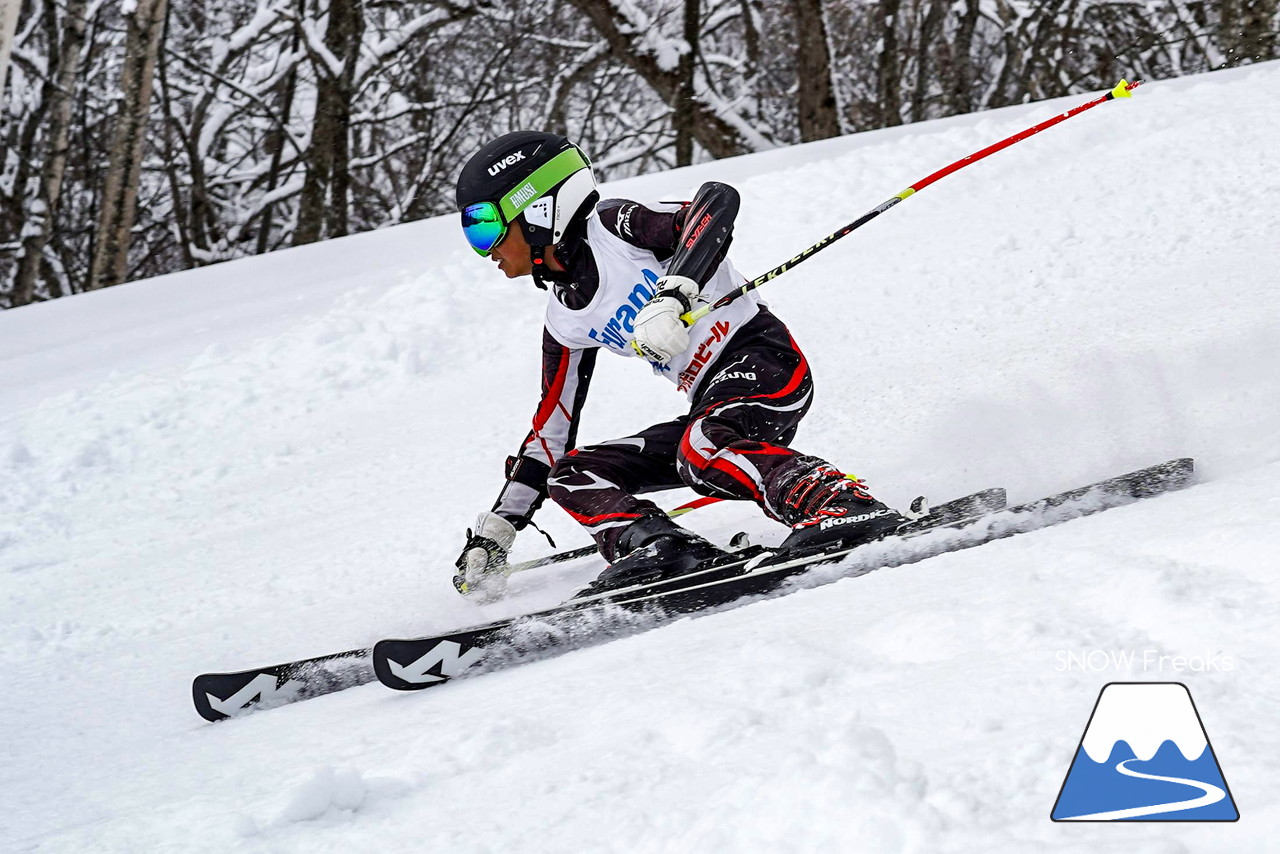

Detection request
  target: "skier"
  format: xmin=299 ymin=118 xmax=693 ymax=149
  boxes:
xmin=452 ymin=131 xmax=907 ymax=598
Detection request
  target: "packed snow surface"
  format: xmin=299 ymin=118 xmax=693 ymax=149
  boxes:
xmin=3 ymin=63 xmax=1279 ymax=851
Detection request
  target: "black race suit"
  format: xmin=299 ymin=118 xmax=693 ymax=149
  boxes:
xmin=491 ymin=193 xmax=820 ymax=562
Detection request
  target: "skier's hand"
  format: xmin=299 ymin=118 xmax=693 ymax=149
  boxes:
xmin=453 ymin=512 xmax=516 ymax=602
xmin=632 ymin=276 xmax=699 ymax=364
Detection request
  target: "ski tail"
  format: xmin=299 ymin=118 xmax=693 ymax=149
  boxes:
xmin=192 ymin=648 xmax=372 ymax=722
xmin=374 ymin=631 xmax=496 ymax=691
xmin=945 ymin=457 xmax=1194 ymax=543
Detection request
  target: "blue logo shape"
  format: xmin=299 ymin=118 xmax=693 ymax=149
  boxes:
xmin=1052 ymin=682 xmax=1238 ymax=821
xmin=586 ymin=269 xmax=660 ymax=351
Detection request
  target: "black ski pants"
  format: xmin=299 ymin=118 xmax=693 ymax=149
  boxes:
xmin=547 ymin=308 xmax=815 ymax=562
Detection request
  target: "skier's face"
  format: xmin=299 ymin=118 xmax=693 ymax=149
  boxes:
xmin=490 ymin=221 xmax=532 ymax=278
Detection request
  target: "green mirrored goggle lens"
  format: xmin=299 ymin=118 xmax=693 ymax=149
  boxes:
xmin=462 ymin=202 xmax=507 ymax=255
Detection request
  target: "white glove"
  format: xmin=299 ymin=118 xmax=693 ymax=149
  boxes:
xmin=632 ymin=275 xmax=700 ymax=365
xmin=452 ymin=511 xmax=517 ymax=602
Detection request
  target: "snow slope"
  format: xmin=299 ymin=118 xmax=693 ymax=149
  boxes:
xmin=3 ymin=63 xmax=1279 ymax=851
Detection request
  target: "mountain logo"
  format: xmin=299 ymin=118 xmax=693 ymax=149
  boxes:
xmin=1051 ymin=682 xmax=1239 ymax=821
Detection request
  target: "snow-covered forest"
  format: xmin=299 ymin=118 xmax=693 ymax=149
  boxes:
xmin=1 ymin=0 xmax=1278 ymax=307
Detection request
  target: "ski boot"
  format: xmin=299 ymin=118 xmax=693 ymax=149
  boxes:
xmin=579 ymin=513 xmax=728 ymax=596
xmin=768 ymin=459 xmax=908 ymax=557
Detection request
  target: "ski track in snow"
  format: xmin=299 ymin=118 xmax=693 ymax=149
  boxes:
xmin=3 ymin=63 xmax=1279 ymax=852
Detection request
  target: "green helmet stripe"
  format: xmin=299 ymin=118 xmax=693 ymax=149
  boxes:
xmin=498 ymin=148 xmax=589 ymax=221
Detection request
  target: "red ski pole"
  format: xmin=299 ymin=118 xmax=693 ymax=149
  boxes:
xmin=679 ymin=79 xmax=1142 ymax=326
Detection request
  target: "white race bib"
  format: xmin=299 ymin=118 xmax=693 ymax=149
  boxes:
xmin=544 ymin=214 xmax=761 ymax=398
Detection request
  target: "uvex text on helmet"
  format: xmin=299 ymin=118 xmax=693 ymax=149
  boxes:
xmin=456 ymin=131 xmax=597 ymax=247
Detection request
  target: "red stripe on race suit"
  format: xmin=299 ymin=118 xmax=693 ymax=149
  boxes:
xmin=708 ymin=456 xmax=764 ymax=501
xmin=533 ymin=345 xmax=571 ymax=432
xmin=727 ymin=441 xmax=792 ymax=456
xmin=679 ymin=419 xmax=765 ymax=501
xmin=768 ymin=337 xmax=809 ymax=399
xmin=679 ymin=428 xmax=712 ymax=468
xmin=562 ymin=508 xmax=644 ymax=526
xmin=527 ymin=345 xmax=573 ymax=463
xmin=696 ymin=331 xmax=809 ymax=421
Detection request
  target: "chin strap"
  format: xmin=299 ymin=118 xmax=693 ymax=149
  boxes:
xmin=530 ymin=240 xmax=549 ymax=290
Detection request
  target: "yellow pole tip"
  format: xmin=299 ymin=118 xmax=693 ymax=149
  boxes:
xmin=1111 ymin=79 xmax=1133 ymax=99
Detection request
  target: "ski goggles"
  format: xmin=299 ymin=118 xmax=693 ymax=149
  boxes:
xmin=459 ymin=147 xmax=592 ymax=256
xmin=461 ymin=201 xmax=508 ymax=255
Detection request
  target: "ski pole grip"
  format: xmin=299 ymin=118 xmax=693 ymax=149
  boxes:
xmin=680 ymin=305 xmax=710 ymax=326
xmin=628 ymin=305 xmax=707 ymax=357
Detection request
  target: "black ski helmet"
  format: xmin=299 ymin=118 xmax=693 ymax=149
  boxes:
xmin=456 ymin=131 xmax=598 ymax=273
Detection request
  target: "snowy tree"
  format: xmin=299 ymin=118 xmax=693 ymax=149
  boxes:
xmin=90 ymin=0 xmax=168 ymax=291
xmin=9 ymin=0 xmax=87 ymax=306
xmin=1 ymin=0 xmax=23 ymax=89
xmin=1 ymin=0 xmax=1277 ymax=306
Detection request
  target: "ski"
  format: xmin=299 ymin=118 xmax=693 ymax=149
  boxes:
xmin=190 ymin=487 xmax=1002 ymax=721
xmin=192 ymin=646 xmax=373 ymax=723
xmin=373 ymin=458 xmax=1192 ymax=694
xmin=371 ymin=487 xmax=1013 ymax=691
